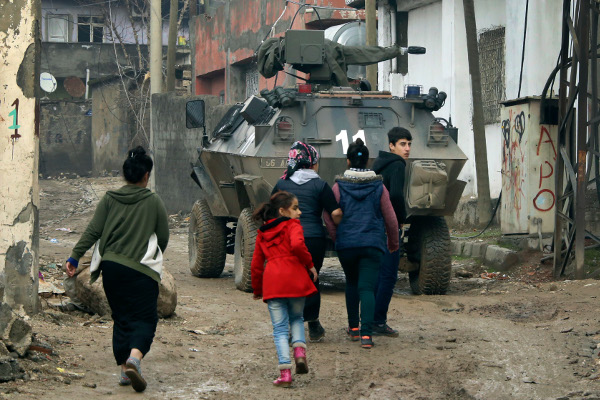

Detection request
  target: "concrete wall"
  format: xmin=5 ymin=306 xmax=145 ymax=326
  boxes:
xmin=0 ymin=0 xmax=41 ymax=314
xmin=39 ymin=100 xmax=93 ymax=177
xmin=385 ymin=0 xmax=561 ymax=198
xmin=91 ymin=83 xmax=131 ymax=174
xmin=151 ymin=93 xmax=224 ymax=213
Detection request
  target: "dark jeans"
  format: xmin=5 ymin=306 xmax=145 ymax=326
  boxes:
xmin=100 ymin=260 xmax=159 ymax=365
xmin=337 ymin=247 xmax=383 ymax=336
xmin=304 ymin=237 xmax=326 ymax=322
xmin=374 ymin=244 xmax=401 ymax=325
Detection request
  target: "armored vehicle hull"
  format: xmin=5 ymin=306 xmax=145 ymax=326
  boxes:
xmin=189 ymin=89 xmax=468 ymax=294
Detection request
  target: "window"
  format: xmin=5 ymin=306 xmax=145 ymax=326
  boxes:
xmin=47 ymin=14 xmax=70 ymax=42
xmin=478 ymin=27 xmax=506 ymax=124
xmin=245 ymin=66 xmax=259 ymax=98
xmin=78 ymin=16 xmax=105 ymax=43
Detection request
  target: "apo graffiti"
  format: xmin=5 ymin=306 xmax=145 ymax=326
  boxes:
xmin=533 ymin=126 xmax=556 ymax=212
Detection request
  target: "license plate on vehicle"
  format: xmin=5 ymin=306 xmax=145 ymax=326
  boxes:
xmin=260 ymin=158 xmax=287 ymax=168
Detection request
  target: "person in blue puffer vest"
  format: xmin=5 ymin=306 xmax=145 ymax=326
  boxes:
xmin=324 ymin=138 xmax=399 ymax=349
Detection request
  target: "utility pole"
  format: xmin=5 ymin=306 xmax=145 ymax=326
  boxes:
xmin=166 ymin=0 xmax=178 ymax=91
xmin=574 ymin=0 xmax=589 ymax=279
xmin=366 ymin=0 xmax=377 ymax=89
xmin=462 ymin=0 xmax=492 ymax=225
xmin=150 ymin=0 xmax=162 ymax=191
xmin=150 ymin=0 xmax=163 ymax=95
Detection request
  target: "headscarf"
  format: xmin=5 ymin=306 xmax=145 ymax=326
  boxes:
xmin=281 ymin=141 xmax=319 ymax=179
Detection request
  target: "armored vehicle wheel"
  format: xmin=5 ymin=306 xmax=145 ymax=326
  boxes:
xmin=407 ymin=216 xmax=452 ymax=295
xmin=234 ymin=208 xmax=258 ymax=292
xmin=189 ymin=199 xmax=227 ymax=277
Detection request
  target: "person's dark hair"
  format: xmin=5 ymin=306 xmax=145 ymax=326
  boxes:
xmin=123 ymin=146 xmax=153 ymax=184
xmin=347 ymin=138 xmax=369 ymax=169
xmin=387 ymin=127 xmax=412 ymax=145
xmin=252 ymin=191 xmax=297 ymax=222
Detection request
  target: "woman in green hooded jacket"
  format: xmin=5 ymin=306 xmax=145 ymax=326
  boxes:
xmin=65 ymin=146 xmax=169 ymax=393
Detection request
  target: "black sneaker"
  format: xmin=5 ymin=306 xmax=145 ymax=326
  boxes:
xmin=372 ymin=324 xmax=399 ymax=337
xmin=308 ymin=320 xmax=325 ymax=342
xmin=360 ymin=335 xmax=374 ymax=349
xmin=346 ymin=327 xmax=360 ymax=341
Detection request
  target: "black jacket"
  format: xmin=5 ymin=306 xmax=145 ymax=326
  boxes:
xmin=372 ymin=151 xmax=407 ymax=224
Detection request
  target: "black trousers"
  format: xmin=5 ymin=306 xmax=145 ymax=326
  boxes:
xmin=303 ymin=237 xmax=327 ymax=322
xmin=337 ymin=247 xmax=382 ymax=336
xmin=100 ymin=260 xmax=159 ymax=365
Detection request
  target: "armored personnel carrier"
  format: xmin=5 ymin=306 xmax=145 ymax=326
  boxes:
xmin=186 ymin=29 xmax=467 ymax=295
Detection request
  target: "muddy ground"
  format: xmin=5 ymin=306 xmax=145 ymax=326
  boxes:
xmin=1 ymin=177 xmax=600 ymax=399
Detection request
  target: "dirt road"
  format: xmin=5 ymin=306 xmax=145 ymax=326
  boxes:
xmin=2 ymin=177 xmax=599 ymax=400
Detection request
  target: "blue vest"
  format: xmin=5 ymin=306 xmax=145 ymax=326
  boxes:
xmin=335 ymin=177 xmax=386 ymax=253
xmin=274 ymin=178 xmax=328 ymax=238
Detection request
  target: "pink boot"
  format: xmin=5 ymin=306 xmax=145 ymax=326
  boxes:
xmin=273 ymin=368 xmax=292 ymax=387
xmin=293 ymin=344 xmax=308 ymax=374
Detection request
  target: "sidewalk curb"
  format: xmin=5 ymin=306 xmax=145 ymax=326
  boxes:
xmin=452 ymin=240 xmax=518 ymax=271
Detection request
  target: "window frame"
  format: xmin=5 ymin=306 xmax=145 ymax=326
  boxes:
xmin=77 ymin=15 xmax=106 ymax=43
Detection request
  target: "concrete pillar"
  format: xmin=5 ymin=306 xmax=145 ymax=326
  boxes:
xmin=0 ymin=0 xmax=42 ymax=314
xmin=377 ymin=0 xmax=393 ymax=91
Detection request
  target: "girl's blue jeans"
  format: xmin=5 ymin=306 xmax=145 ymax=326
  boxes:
xmin=267 ymin=297 xmax=306 ymax=366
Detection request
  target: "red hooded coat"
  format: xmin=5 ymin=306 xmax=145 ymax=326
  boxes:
xmin=251 ymin=217 xmax=317 ymax=301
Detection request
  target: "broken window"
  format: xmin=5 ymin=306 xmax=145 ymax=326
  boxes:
xmin=78 ymin=16 xmax=105 ymax=43
xmin=47 ymin=14 xmax=70 ymax=42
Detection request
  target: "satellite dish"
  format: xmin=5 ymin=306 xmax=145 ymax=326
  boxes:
xmin=40 ymin=72 xmax=57 ymax=93
xmin=64 ymin=76 xmax=86 ymax=98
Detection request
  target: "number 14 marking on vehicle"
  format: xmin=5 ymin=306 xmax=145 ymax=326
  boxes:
xmin=336 ymin=130 xmax=366 ymax=154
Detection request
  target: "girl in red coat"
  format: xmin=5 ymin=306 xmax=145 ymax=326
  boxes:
xmin=251 ymin=191 xmax=318 ymax=387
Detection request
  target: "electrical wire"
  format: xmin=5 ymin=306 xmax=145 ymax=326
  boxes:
xmin=450 ymin=193 xmax=501 ymax=239
xmin=517 ymin=0 xmax=529 ymax=98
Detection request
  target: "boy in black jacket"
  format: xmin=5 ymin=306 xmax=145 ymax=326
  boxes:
xmin=371 ymin=127 xmax=412 ymax=337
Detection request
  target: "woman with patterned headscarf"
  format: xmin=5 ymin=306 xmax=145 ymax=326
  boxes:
xmin=272 ymin=141 xmax=342 ymax=342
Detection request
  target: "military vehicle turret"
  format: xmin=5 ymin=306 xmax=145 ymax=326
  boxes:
xmin=186 ymin=29 xmax=467 ymax=295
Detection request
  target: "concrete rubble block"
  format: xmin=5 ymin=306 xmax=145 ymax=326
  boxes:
xmin=0 ymin=304 xmax=32 ymax=357
xmin=74 ymin=267 xmax=111 ymax=316
xmin=75 ymin=266 xmax=177 ymax=318
xmin=484 ymin=245 xmax=519 ymax=272
xmin=526 ymin=237 xmax=553 ymax=251
xmin=0 ymin=357 xmax=23 ymax=382
xmin=451 ymin=241 xmax=464 ymax=256
xmin=471 ymin=243 xmax=488 ymax=258
xmin=157 ymin=270 xmax=177 ymax=318
xmin=462 ymin=242 xmax=473 ymax=257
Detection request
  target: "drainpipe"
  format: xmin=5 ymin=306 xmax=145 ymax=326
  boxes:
xmin=85 ymin=68 xmax=90 ymax=99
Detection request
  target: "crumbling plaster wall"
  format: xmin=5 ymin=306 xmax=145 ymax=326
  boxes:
xmin=0 ymin=0 xmax=42 ymax=314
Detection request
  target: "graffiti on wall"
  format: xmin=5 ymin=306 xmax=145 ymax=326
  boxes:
xmin=533 ymin=126 xmax=557 ymax=211
xmin=501 ymin=107 xmax=557 ymax=222
xmin=501 ymin=108 xmax=527 ymax=219
xmin=3 ymin=98 xmax=22 ymax=160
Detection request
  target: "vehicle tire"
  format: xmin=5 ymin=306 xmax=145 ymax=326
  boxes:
xmin=407 ymin=216 xmax=452 ymax=295
xmin=234 ymin=208 xmax=258 ymax=292
xmin=189 ymin=199 xmax=227 ymax=277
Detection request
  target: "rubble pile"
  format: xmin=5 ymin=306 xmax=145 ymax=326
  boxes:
xmin=0 ymin=304 xmax=31 ymax=382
